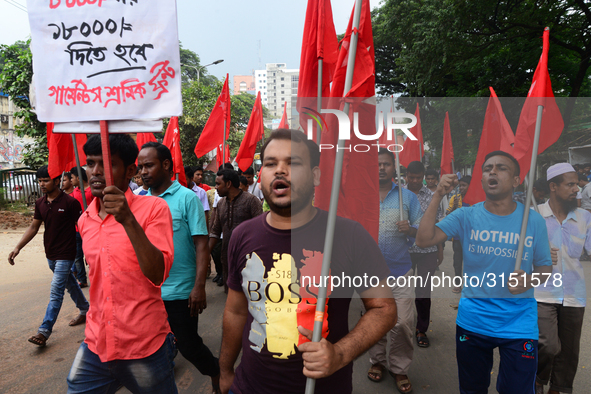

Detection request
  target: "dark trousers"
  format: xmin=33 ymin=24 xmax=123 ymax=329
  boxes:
xmin=452 ymin=239 xmax=463 ymax=278
xmin=411 ymin=252 xmax=439 ymax=333
xmin=536 ymin=302 xmax=585 ymax=393
xmin=164 ymin=300 xmax=220 ymax=378
xmin=211 ymin=238 xmax=222 ymax=277
xmin=72 ymin=232 xmax=87 ymax=284
xmin=456 ymin=325 xmax=537 ymax=394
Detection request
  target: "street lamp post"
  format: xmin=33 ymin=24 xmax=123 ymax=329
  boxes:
xmin=181 ymin=59 xmax=224 ymax=83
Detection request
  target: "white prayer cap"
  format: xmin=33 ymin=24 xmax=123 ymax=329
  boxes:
xmin=546 ymin=163 xmax=576 ymax=181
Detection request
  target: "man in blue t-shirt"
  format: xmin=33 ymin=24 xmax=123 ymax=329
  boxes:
xmin=416 ymin=151 xmax=553 ymax=394
xmin=138 ymin=142 xmax=220 ymax=393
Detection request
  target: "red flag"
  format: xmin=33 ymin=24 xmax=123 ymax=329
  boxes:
xmin=316 ymin=0 xmax=379 ymax=242
xmin=297 ymin=0 xmax=339 ymax=136
xmin=135 ymin=132 xmax=157 ymax=164
xmin=47 ymin=124 xmax=87 ymax=179
xmin=216 ymin=143 xmax=231 ymax=170
xmin=194 ymin=74 xmax=231 ymax=158
xmin=513 ymin=27 xmax=564 ymax=180
xmin=235 ymin=92 xmax=265 ymax=171
xmin=440 ymin=112 xmax=454 ymax=175
xmin=163 ymin=117 xmax=187 ymax=187
xmin=278 ymin=101 xmax=290 ymax=129
xmin=399 ymin=103 xmax=424 ymax=168
xmin=464 ymin=87 xmax=515 ymax=205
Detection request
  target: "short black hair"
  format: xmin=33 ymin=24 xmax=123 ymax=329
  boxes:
xmin=459 ymin=175 xmax=472 ymax=184
xmin=533 ymin=178 xmax=550 ymax=193
xmin=84 ymin=134 xmax=138 ymax=167
xmin=578 ymin=173 xmax=589 ymax=182
xmin=244 ymin=167 xmax=255 ymax=176
xmin=239 ymin=176 xmax=248 ymax=186
xmin=378 ymin=147 xmax=395 ymax=165
xmin=185 ymin=166 xmax=195 ymax=179
xmin=141 ymin=142 xmax=173 ymax=171
xmin=407 ymin=161 xmax=425 ymax=175
xmin=548 ymin=174 xmax=565 ymax=187
xmin=36 ymin=165 xmax=50 ymax=179
xmin=218 ymin=163 xmax=234 ymax=172
xmin=584 ymin=163 xmax=591 ymax=169
xmin=70 ymin=166 xmax=88 ymax=182
xmin=260 ymin=128 xmax=320 ymax=168
xmin=483 ymin=150 xmax=520 ymax=177
xmin=425 ymin=169 xmax=439 ymax=178
xmin=194 ymin=167 xmax=204 ymax=174
xmin=217 ymin=169 xmax=240 ymax=188
xmin=63 ymin=172 xmax=72 ymax=180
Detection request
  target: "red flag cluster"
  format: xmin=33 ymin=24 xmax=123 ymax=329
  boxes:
xmin=194 ymin=74 xmax=231 ymax=159
xmin=235 ymin=92 xmax=264 ymax=171
xmin=47 ymin=123 xmax=87 ymax=179
xmin=440 ymin=112 xmax=454 ymax=175
xmin=162 ymin=116 xmax=187 ymax=187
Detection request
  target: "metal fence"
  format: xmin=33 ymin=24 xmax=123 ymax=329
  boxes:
xmin=1 ymin=168 xmax=41 ymax=205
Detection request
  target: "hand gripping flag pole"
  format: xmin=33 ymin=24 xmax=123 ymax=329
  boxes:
xmin=304 ymin=1 xmax=363 ymax=393
xmin=100 ymin=120 xmax=114 ymax=187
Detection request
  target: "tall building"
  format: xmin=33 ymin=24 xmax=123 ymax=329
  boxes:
xmin=233 ymin=75 xmax=255 ymax=95
xmin=255 ymin=63 xmax=299 ymax=127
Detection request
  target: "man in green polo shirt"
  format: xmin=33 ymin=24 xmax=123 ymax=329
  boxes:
xmin=138 ymin=142 xmax=220 ymax=393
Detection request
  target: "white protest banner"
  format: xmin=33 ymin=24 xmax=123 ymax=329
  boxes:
xmin=27 ymin=0 xmax=183 ymax=123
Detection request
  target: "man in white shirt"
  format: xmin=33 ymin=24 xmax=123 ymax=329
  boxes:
xmin=243 ymin=167 xmax=264 ymax=201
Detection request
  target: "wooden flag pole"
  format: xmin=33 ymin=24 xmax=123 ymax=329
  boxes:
xmin=222 ymin=119 xmax=227 ymax=165
xmin=391 ymin=96 xmax=404 ymax=221
xmin=71 ymin=134 xmax=87 ymax=210
xmin=514 ymin=105 xmax=544 ymax=270
xmin=304 ymin=1 xmax=363 ymax=393
xmin=317 ymin=58 xmax=323 ymax=145
xmin=100 ymin=121 xmax=113 ymax=187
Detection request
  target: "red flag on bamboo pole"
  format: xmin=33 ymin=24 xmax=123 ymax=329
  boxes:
xmin=440 ymin=112 xmax=454 ymax=175
xmin=315 ymin=0 xmax=379 ymax=242
xmin=399 ymin=103 xmax=424 ymax=168
xmin=513 ymin=27 xmax=564 ymax=180
xmin=278 ymin=101 xmax=289 ymax=129
xmin=216 ymin=144 xmax=231 ymax=170
xmin=464 ymin=87 xmax=515 ymax=205
xmin=47 ymin=123 xmax=87 ymax=179
xmin=194 ymin=74 xmax=231 ymax=158
xmin=235 ymin=92 xmax=264 ymax=171
xmin=163 ymin=116 xmax=187 ymax=186
xmin=297 ymin=0 xmax=339 ymax=137
xmin=135 ymin=132 xmax=157 ymax=164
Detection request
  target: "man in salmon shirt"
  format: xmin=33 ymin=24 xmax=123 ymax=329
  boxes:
xmin=66 ymin=134 xmax=177 ymax=394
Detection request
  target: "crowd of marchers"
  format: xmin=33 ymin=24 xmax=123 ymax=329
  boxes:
xmin=7 ymin=129 xmax=590 ymax=394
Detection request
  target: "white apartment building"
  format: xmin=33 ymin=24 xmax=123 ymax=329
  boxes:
xmin=255 ymin=63 xmax=299 ymax=127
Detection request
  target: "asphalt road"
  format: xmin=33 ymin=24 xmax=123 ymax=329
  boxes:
xmin=1 ymin=230 xmax=589 ymax=393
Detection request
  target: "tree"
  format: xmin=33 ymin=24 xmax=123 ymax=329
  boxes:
xmin=372 ymin=0 xmax=591 ymax=169
xmin=0 ymin=40 xmax=48 ymax=168
xmin=179 ymin=42 xmax=217 ymax=86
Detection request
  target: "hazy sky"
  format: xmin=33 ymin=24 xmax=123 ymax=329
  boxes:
xmin=1 ymin=0 xmax=382 ymax=88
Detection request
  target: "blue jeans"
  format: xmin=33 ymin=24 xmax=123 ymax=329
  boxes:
xmin=67 ymin=333 xmax=178 ymax=394
xmin=38 ymin=259 xmax=89 ymax=339
xmin=72 ymin=232 xmax=88 ymax=284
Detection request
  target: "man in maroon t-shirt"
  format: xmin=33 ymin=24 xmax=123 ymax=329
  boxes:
xmin=219 ymin=129 xmax=396 ymax=394
xmin=8 ymin=165 xmax=89 ymax=347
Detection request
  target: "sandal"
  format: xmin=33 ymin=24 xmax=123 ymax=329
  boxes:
xmin=28 ymin=333 xmax=47 ymax=347
xmin=390 ymin=372 xmax=413 ymax=393
xmin=416 ymin=331 xmax=430 ymax=348
xmin=69 ymin=314 xmax=86 ymax=326
xmin=367 ymin=363 xmax=386 ymax=382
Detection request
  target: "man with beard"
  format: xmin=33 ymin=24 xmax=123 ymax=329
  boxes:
xmin=208 ymin=168 xmax=263 ymax=292
xmin=67 ymin=134 xmax=177 ymax=393
xmin=534 ymin=163 xmax=591 ymax=394
xmin=138 ymin=142 xmax=221 ymax=394
xmin=416 ymin=151 xmax=553 ymax=394
xmin=219 ymin=129 xmax=396 ymax=394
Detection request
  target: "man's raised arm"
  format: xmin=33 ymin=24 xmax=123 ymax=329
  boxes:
xmin=416 ymin=174 xmax=458 ymax=248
